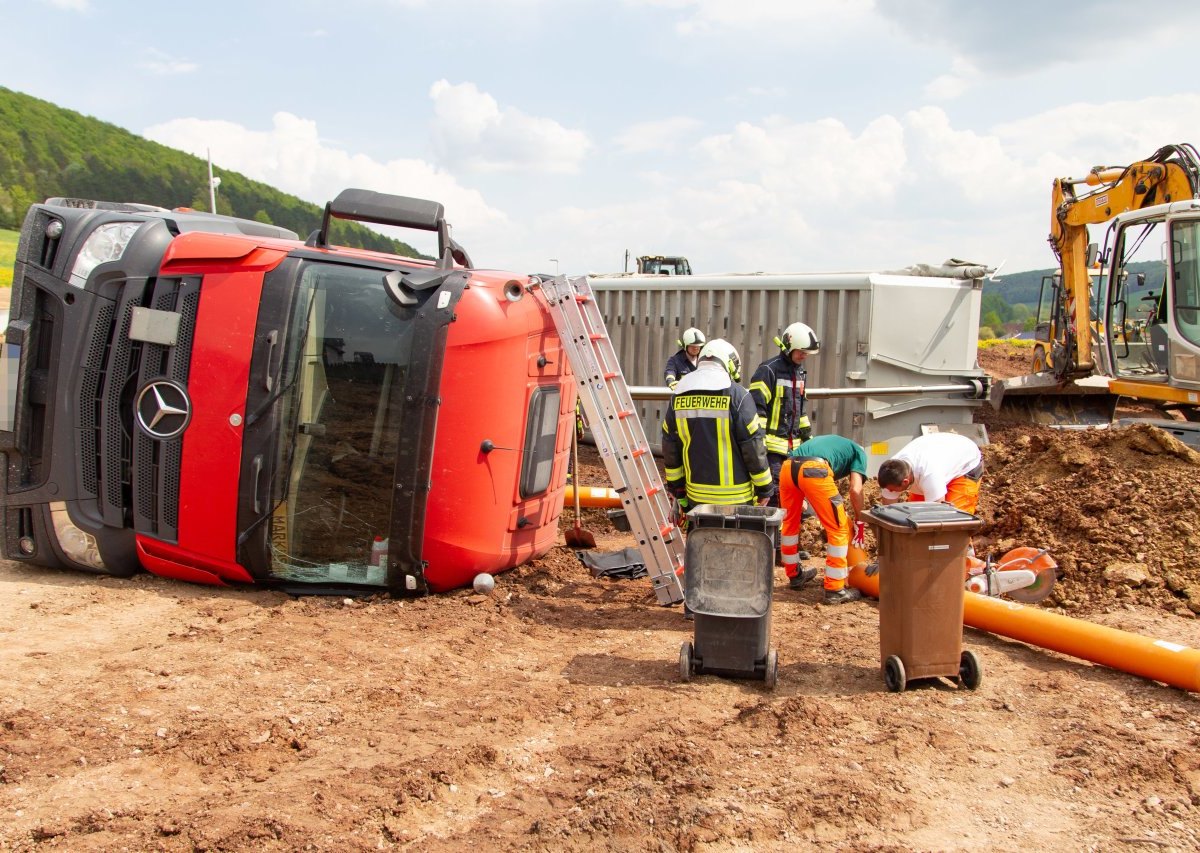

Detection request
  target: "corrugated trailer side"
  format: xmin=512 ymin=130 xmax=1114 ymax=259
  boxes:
xmin=590 ymin=270 xmax=987 ymax=473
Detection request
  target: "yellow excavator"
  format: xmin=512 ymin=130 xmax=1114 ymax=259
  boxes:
xmin=994 ymin=143 xmax=1200 ymax=429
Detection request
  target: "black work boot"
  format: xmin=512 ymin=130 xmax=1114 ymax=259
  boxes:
xmin=788 ymin=567 xmax=818 ymax=590
xmin=823 ymin=586 xmax=864 ymax=605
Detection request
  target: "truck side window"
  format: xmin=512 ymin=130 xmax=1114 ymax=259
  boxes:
xmin=520 ymin=385 xmax=561 ymax=498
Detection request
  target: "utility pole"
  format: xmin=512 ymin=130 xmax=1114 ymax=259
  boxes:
xmin=207 ymin=149 xmax=220 ymax=213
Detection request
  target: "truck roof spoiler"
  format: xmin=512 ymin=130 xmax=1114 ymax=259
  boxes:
xmin=306 ymin=188 xmax=473 ymax=270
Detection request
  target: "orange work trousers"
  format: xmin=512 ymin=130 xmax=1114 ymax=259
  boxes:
xmin=778 ymin=457 xmax=850 ymax=591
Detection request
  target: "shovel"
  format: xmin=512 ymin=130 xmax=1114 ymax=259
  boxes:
xmin=565 ymin=428 xmax=597 ymax=549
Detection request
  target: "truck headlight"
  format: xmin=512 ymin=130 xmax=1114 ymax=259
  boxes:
xmin=69 ymin=221 xmax=142 ymax=287
xmin=50 ymin=502 xmax=107 ymax=570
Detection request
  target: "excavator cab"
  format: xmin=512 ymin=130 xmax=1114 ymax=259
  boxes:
xmin=1097 ymin=208 xmax=1200 ymax=421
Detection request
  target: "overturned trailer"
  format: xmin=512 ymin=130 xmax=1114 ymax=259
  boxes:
xmin=590 ymin=263 xmax=991 ymax=473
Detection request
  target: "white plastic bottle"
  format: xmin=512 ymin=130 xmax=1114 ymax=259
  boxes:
xmin=369 ymin=536 xmax=389 ymax=568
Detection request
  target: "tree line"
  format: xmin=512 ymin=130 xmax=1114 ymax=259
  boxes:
xmin=0 ymin=87 xmax=420 ymax=256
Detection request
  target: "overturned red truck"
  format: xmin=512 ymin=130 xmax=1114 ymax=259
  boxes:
xmin=0 ymin=190 xmax=575 ymax=593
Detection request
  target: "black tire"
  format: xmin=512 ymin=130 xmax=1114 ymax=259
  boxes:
xmin=764 ymin=649 xmax=778 ymax=690
xmin=959 ymin=649 xmax=982 ymax=690
xmin=883 ymin=655 xmax=906 ymax=693
xmin=679 ymin=642 xmax=693 ymax=682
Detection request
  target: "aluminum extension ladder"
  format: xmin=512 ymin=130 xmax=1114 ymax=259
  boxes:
xmin=538 ymin=274 xmax=686 ymax=605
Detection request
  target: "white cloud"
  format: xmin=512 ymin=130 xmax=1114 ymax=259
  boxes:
xmin=429 ymin=80 xmax=592 ymax=174
xmin=138 ymin=48 xmax=197 ymax=76
xmin=922 ymin=58 xmax=979 ymax=101
xmin=694 ymin=113 xmax=908 ymax=207
xmin=990 ymin=95 xmax=1200 ymax=167
xmin=903 ymin=106 xmax=1024 ymax=205
xmin=614 ymin=117 xmax=704 ymax=154
xmin=142 ymin=111 xmax=507 ymax=237
xmin=626 ymin=0 xmax=874 ymax=35
xmin=874 ymin=0 xmax=1200 ymax=74
xmin=42 ymin=0 xmax=88 ymax=10
xmin=138 ymin=59 xmax=198 ymax=76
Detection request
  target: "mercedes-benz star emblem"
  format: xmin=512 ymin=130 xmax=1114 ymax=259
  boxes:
xmin=135 ymin=380 xmax=192 ymax=440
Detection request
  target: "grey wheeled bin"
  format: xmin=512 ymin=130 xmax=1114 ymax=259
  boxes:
xmin=865 ymin=502 xmax=984 ymax=693
xmin=679 ymin=504 xmax=784 ymax=688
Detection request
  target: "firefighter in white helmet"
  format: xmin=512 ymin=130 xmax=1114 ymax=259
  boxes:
xmin=664 ymin=327 xmax=707 ymax=389
xmin=749 ymin=321 xmax=820 ymax=508
xmin=662 ymin=339 xmax=773 ymax=513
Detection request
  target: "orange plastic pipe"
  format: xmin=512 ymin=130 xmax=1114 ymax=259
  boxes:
xmin=846 ymin=548 xmax=1200 ymax=692
xmin=563 ymin=485 xmax=622 ymax=508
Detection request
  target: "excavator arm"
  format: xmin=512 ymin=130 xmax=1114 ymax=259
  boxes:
xmin=1048 ymin=144 xmax=1200 ymax=379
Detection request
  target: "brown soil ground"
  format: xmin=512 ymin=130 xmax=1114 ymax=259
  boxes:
xmin=2 ymin=339 xmax=1200 ymax=851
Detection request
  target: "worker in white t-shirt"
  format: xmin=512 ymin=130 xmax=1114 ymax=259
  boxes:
xmin=876 ymin=432 xmax=984 ymax=514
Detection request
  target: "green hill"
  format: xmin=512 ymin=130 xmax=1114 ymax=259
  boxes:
xmin=987 ymin=261 xmax=1167 ymax=307
xmin=0 ymin=87 xmax=420 ymax=256
xmin=0 ymin=228 xmax=17 ymax=288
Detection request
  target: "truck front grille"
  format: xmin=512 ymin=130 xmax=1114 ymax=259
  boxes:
xmin=130 ymin=278 xmax=200 ymax=540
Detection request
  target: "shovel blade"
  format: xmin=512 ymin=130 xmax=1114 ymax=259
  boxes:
xmin=565 ymin=525 xmax=597 ymax=549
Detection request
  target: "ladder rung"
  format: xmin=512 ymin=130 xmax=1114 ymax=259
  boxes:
xmin=542 ymin=275 xmax=684 ymax=606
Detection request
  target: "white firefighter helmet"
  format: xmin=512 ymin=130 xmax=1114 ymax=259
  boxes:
xmin=678 ymin=327 xmax=706 ymax=348
xmin=698 ymin=338 xmax=742 ymax=381
xmin=779 ymin=322 xmax=820 ymax=355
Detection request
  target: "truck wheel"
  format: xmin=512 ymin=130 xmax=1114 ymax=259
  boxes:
xmin=679 ymin=642 xmax=693 ymax=682
xmin=883 ymin=655 xmax=906 ymax=693
xmin=959 ymin=649 xmax=982 ymax=690
xmin=764 ymin=648 xmax=778 ymax=690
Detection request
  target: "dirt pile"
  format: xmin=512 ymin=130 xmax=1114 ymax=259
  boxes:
xmin=979 ymin=423 xmax=1200 ymax=613
xmin=974 ymin=342 xmax=1200 ymax=615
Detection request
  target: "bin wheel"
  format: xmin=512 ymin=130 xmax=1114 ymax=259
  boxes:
xmin=764 ymin=649 xmax=778 ymax=690
xmin=679 ymin=642 xmax=694 ymax=682
xmin=883 ymin=655 xmax=906 ymax=693
xmin=959 ymin=649 xmax=982 ymax=690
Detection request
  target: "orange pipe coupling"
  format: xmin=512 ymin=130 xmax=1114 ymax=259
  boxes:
xmin=563 ymin=485 xmax=623 ymax=508
xmin=846 ymin=546 xmax=1200 ymax=693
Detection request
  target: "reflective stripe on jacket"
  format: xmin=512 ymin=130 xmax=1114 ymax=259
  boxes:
xmin=662 ymin=383 xmax=772 ymax=506
xmin=748 ymin=354 xmax=810 ymax=455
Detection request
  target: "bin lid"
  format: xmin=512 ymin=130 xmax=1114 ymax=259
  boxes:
xmin=687 ymin=503 xmax=784 ymax=526
xmin=867 ymin=502 xmax=983 ymax=533
xmin=683 ymin=527 xmax=773 ymax=617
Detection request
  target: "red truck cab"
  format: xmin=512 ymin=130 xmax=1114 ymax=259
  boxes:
xmin=0 ymin=189 xmax=574 ymax=593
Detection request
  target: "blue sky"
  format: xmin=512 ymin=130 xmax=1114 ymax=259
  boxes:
xmin=4 ymin=0 xmax=1200 ymax=276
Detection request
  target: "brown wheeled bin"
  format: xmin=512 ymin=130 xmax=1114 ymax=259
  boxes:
xmin=865 ymin=502 xmax=984 ymax=692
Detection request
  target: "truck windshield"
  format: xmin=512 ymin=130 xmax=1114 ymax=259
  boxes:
xmin=269 ymin=262 xmax=415 ymax=586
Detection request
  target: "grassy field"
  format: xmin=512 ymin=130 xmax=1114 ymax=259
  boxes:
xmin=0 ymin=229 xmax=17 ymax=289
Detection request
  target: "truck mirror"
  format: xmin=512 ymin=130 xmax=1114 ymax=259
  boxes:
xmin=1085 ymin=243 xmax=1100 ymax=267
